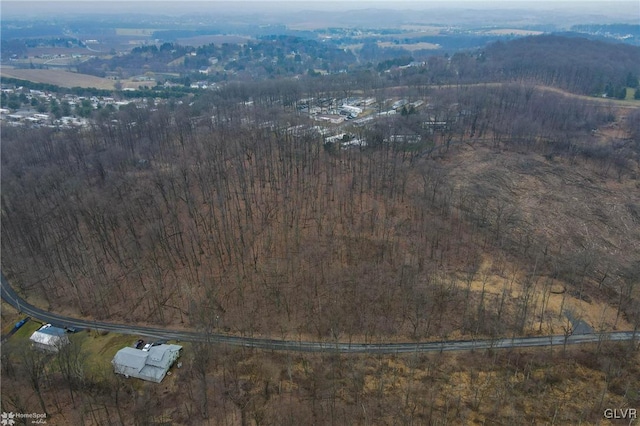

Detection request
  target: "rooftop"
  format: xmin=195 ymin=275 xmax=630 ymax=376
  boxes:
xmin=112 ymin=343 xmax=182 ymax=383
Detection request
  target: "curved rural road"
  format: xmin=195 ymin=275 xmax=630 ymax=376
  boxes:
xmin=2 ymin=273 xmax=637 ymax=354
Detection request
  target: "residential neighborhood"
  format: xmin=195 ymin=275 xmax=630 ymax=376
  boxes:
xmin=0 ymin=80 xmax=459 ymax=152
xmin=1 ymin=85 xmax=143 ymax=128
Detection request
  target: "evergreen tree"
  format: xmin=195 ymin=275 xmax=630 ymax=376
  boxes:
xmin=50 ymin=99 xmax=62 ymax=118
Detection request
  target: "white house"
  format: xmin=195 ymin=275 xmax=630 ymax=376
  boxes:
xmin=340 ymin=105 xmax=363 ymax=115
xmin=30 ymin=324 xmax=69 ymax=352
xmin=112 ymin=344 xmax=183 ymax=383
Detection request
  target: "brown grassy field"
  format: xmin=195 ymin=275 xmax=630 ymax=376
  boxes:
xmin=0 ymin=67 xmax=152 ymax=90
xmin=1 ymin=67 xmax=117 ymax=89
xmin=377 ymin=41 xmax=440 ymax=51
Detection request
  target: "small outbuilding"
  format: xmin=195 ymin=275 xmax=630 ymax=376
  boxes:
xmin=29 ymin=324 xmax=70 ymax=352
xmin=112 ymin=344 xmax=182 ymax=383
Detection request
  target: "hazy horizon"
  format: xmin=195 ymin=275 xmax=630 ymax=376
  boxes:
xmin=2 ymin=1 xmax=638 ymax=19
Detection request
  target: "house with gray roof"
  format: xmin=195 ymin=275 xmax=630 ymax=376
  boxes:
xmin=29 ymin=324 xmax=70 ymax=352
xmin=112 ymin=344 xmax=182 ymax=383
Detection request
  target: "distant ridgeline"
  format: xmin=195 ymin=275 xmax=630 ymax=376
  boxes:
xmin=569 ymin=24 xmax=640 ymax=46
xmin=75 ymin=37 xmax=356 ymax=81
xmin=2 ymin=34 xmax=639 ymax=100
xmin=479 ymin=35 xmax=640 ymax=96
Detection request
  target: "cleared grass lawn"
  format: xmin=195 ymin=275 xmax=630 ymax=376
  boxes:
xmin=11 ymin=320 xmax=42 ymax=340
xmin=1 ymin=301 xmax=23 ymax=335
xmin=78 ymin=331 xmax=135 ymax=375
xmin=1 ymin=302 xmax=44 ymax=336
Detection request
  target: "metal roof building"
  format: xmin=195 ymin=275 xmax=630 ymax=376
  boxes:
xmin=112 ymin=344 xmax=182 ymax=383
xmin=29 ymin=324 xmax=70 ymax=352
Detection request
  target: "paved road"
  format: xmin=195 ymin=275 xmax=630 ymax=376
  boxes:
xmin=2 ymin=273 xmax=637 ymax=354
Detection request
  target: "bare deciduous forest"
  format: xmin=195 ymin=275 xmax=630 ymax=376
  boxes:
xmin=1 ymin=34 xmax=640 ymax=424
xmin=3 ymin=84 xmax=639 ymax=338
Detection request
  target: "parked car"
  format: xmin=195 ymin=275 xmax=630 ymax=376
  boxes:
xmin=135 ymin=339 xmax=145 ymax=349
xmin=14 ymin=317 xmax=30 ymax=329
xmin=142 ymin=343 xmax=152 ymax=351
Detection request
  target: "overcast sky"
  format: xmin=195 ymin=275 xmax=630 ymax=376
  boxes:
xmin=2 ymin=1 xmax=637 ymax=19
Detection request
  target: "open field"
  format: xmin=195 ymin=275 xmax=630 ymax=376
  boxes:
xmin=10 ymin=57 xmax=88 ymax=68
xmin=287 ymin=21 xmax=341 ymax=30
xmin=175 ymin=34 xmax=252 ymax=47
xmin=378 ymin=41 xmax=440 ymax=51
xmin=115 ymin=28 xmax=160 ymax=36
xmin=482 ymin=29 xmax=545 ymax=36
xmin=1 ymin=67 xmax=116 ymax=89
xmin=399 ymin=25 xmax=444 ymax=34
xmin=0 ymin=67 xmax=153 ymax=90
xmin=27 ymin=47 xmax=93 ymax=56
